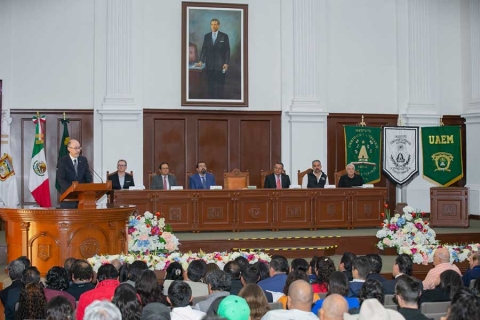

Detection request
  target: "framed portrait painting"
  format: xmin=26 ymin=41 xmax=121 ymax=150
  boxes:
xmin=181 ymin=2 xmax=248 ymax=107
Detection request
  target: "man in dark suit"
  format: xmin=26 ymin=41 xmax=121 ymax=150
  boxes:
xmin=189 ymin=161 xmax=216 ymax=189
xmin=383 ymin=254 xmax=423 ymax=294
xmin=0 ymin=260 xmax=25 ymax=320
xmin=196 ymin=18 xmax=230 ymax=99
xmin=264 ymin=162 xmax=291 ymax=189
xmin=151 ymin=162 xmax=177 ymax=190
xmin=107 ymin=159 xmax=135 ymax=190
xmin=56 ymin=139 xmax=93 ymax=208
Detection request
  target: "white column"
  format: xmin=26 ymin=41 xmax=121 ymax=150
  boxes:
xmin=94 ymin=0 xmax=143 ymax=187
xmin=466 ymin=0 xmax=480 ymax=112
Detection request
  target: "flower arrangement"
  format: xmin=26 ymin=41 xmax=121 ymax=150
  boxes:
xmin=127 ymin=211 xmax=180 ymax=254
xmin=87 ymin=250 xmax=272 ymax=272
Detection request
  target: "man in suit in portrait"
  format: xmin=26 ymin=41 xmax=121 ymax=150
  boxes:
xmin=56 ymin=139 xmax=93 ymax=208
xmin=107 ymin=159 xmax=135 ymax=190
xmin=189 ymin=161 xmax=216 ymax=189
xmin=264 ymin=162 xmax=291 ymax=189
xmin=196 ymin=18 xmax=230 ymax=99
xmin=151 ymin=162 xmax=177 ymax=190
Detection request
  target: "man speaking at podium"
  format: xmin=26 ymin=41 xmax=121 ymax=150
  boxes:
xmin=56 ymin=139 xmax=93 ymax=208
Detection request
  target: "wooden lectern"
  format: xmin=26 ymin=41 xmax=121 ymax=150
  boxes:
xmin=60 ymin=181 xmax=112 ymax=209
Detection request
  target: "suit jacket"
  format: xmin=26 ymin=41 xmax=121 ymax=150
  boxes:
xmin=0 ymin=279 xmax=22 ymax=320
xmin=264 ymin=173 xmax=291 ymax=189
xmin=189 ymin=173 xmax=216 ymax=190
xmin=108 ymin=172 xmax=135 ymax=190
xmin=199 ymin=31 xmax=230 ymax=71
xmin=56 ymin=155 xmax=93 ymax=194
xmin=151 ymin=174 xmax=177 ymax=190
xmin=382 ymin=275 xmax=424 ymax=294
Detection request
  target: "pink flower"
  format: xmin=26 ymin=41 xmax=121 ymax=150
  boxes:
xmin=165 ymin=243 xmax=176 ymax=252
xmin=139 ymin=234 xmax=148 ymax=241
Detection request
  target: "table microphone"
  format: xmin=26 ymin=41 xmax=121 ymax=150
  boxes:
xmin=89 ymin=165 xmax=104 ymax=183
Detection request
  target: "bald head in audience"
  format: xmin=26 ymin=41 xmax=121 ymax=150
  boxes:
xmin=287 ymin=280 xmax=314 ymax=312
xmin=434 ymin=247 xmax=450 ymax=265
xmin=319 ymin=294 xmax=348 ymax=320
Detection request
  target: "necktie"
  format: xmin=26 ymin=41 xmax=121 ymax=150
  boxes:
xmin=73 ymin=159 xmax=78 ymax=178
xmin=201 ymin=176 xmax=206 ymax=189
xmin=163 ymin=176 xmax=168 ymax=190
xmin=276 ymin=176 xmax=281 ymax=189
xmin=213 ymin=32 xmax=217 ymax=43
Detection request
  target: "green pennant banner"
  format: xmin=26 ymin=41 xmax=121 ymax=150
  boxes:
xmin=55 ymin=119 xmax=70 ymax=192
xmin=344 ymin=126 xmax=382 ymax=184
xmin=421 ymin=126 xmax=463 ymax=186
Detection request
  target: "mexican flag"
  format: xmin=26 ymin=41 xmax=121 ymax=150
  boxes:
xmin=55 ymin=119 xmax=70 ymax=192
xmin=28 ymin=115 xmax=51 ymax=207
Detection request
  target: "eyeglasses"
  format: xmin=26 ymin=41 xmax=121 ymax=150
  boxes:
xmin=118 ymin=165 xmax=126 ymax=167
xmin=68 ymin=147 xmax=82 ymax=151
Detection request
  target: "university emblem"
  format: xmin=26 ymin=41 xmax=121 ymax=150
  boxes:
xmin=33 ymin=160 xmax=47 ymax=176
xmin=0 ymin=153 xmax=15 ymax=181
xmin=389 ymin=137 xmax=412 ymax=174
xmin=431 ymin=152 xmax=454 ymax=172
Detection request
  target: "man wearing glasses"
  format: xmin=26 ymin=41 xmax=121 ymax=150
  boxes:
xmin=107 ymin=160 xmax=135 ymax=190
xmin=56 ymin=139 xmax=93 ymax=207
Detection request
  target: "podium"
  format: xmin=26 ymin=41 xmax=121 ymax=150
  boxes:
xmin=60 ymin=181 xmax=112 ymax=209
xmin=0 ymin=182 xmax=135 ymax=275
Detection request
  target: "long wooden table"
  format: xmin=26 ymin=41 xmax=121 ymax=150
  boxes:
xmin=113 ymin=188 xmax=387 ymax=231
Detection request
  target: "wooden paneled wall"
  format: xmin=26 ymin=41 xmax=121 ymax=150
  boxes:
xmin=9 ymin=110 xmax=94 ymax=207
xmin=143 ymin=110 xmax=282 ymax=188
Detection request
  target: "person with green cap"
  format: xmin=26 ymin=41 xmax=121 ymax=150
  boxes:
xmin=217 ymin=295 xmax=251 ymax=320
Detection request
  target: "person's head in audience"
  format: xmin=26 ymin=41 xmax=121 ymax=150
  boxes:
xmin=111 ymin=258 xmax=123 ymax=271
xmin=112 ymin=282 xmax=143 ymax=320
xmin=253 ymin=261 xmax=270 ymax=281
xmin=136 ymin=269 xmax=165 ymax=306
xmin=187 ymin=259 xmax=207 ymax=282
xmin=206 ymin=269 xmax=231 ymax=294
xmin=72 ymin=259 xmax=94 ymax=283
xmin=309 ymin=256 xmax=319 ymax=277
xmin=217 ymin=295 xmax=251 ymax=320
xmin=468 ymin=252 xmax=480 ymax=270
xmin=206 ymin=262 xmax=220 ymax=276
xmin=352 ymin=256 xmax=371 ymax=281
xmin=393 ymin=254 xmax=413 ymax=277
xmin=339 ymin=252 xmax=356 ymax=272
xmin=165 ymin=262 xmax=184 ymax=281
xmin=394 ymin=275 xmax=421 ymax=309
xmin=282 ymin=270 xmax=308 ymax=295
xmin=7 ymin=259 xmax=25 ymax=281
xmin=343 ymin=299 xmax=404 ymax=320
xmin=268 ymin=255 xmax=289 ymax=277
xmin=84 ymin=300 xmax=122 ymax=320
xmin=224 ymin=261 xmax=241 ymax=280
xmin=119 ymin=264 xmax=129 ymax=282
xmin=98 ymin=263 xmax=119 ymax=282
xmin=234 ymin=256 xmax=249 ymax=271
xmin=326 ymin=271 xmax=349 ymax=297
xmin=444 ymin=287 xmax=480 ymax=320
xmin=46 ymin=266 xmax=70 ymax=291
xmin=366 ymin=254 xmax=382 ymax=274
xmin=46 ymin=295 xmax=74 ymax=320
xmin=167 ymin=280 xmax=192 ymax=308
xmin=434 ymin=247 xmax=451 ymax=266
xmin=238 ymin=283 xmax=269 ymax=320
xmin=128 ymin=260 xmax=148 ymax=283
xmin=141 ymin=302 xmax=171 ymax=320
xmin=17 ymin=255 xmax=31 ymax=269
xmin=439 ymin=270 xmax=463 ymax=299
xmin=290 ymin=258 xmax=309 ymax=273
xmin=22 ymin=266 xmax=41 ymax=285
xmin=16 ymin=277 xmax=47 ymax=320
xmin=315 ymin=256 xmax=336 ymax=285
xmin=240 ymin=265 xmax=260 ymax=286
xmin=286 ymin=280 xmax=313 ymax=312
xmin=64 ymin=257 xmax=77 ymax=281
xmin=319 ymin=293 xmax=348 ymax=320
xmin=358 ymin=279 xmax=384 ymax=305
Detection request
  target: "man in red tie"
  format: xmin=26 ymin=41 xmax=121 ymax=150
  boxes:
xmin=151 ymin=162 xmax=178 ymax=190
xmin=263 ymin=162 xmax=291 ymax=189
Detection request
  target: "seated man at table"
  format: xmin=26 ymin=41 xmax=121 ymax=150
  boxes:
xmin=264 ymin=162 xmax=291 ymax=189
xmin=338 ymin=163 xmax=364 ymax=188
xmin=108 ymin=159 xmax=135 ymax=190
xmin=301 ymin=159 xmax=328 ymax=188
xmin=189 ymin=161 xmax=216 ymax=189
xmin=151 ymin=162 xmax=177 ymax=190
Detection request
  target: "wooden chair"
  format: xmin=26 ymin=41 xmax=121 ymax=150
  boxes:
xmin=260 ymin=169 xmax=286 ymax=188
xmin=297 ymin=168 xmax=313 ymax=186
xmin=106 ymin=170 xmax=134 ymax=202
xmin=334 ymin=169 xmax=359 ymax=187
xmin=223 ymin=169 xmax=249 ymax=190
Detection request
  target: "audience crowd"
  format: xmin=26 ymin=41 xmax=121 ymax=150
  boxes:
xmin=1 ymin=249 xmax=480 ymax=320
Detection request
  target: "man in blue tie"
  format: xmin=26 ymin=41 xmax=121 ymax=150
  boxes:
xmin=189 ymin=161 xmax=216 ymax=190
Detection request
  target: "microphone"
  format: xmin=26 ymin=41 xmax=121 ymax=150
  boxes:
xmin=89 ymin=164 xmax=104 ymax=183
